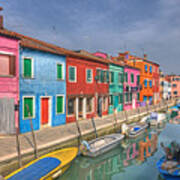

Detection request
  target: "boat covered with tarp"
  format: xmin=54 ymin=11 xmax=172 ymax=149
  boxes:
xmin=5 ymin=147 xmax=78 ymax=180
xmin=80 ymin=134 xmax=124 ymax=157
xmin=157 ymin=157 xmax=180 ymax=180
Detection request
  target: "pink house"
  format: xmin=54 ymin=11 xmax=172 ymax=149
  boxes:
xmin=124 ymin=65 xmax=140 ymax=110
xmin=0 ymin=31 xmax=19 ymax=134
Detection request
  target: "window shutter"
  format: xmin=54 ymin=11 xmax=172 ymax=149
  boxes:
xmin=106 ymin=71 xmax=109 ymax=83
xmin=57 ymin=64 xmax=62 ymax=79
xmin=57 ymin=96 xmax=63 ymax=113
xmin=24 ymin=97 xmax=33 ymax=118
xmin=9 ymin=55 xmax=16 ymax=76
xmin=24 ymin=58 xmax=32 ymax=77
xmin=69 ymin=67 xmax=75 ymax=81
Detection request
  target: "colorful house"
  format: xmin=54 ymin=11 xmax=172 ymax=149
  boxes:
xmin=0 ymin=29 xmax=19 ymax=134
xmin=18 ymin=38 xmax=67 ymax=133
xmin=119 ymin=52 xmax=159 ymax=105
xmin=66 ymin=50 xmax=109 ymax=123
xmin=166 ymin=75 xmax=180 ymax=98
xmin=94 ymin=52 xmax=124 ymax=114
xmin=123 ymin=65 xmax=140 ymax=110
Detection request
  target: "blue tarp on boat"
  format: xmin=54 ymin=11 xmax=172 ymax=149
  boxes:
xmin=8 ymin=157 xmax=61 ymax=180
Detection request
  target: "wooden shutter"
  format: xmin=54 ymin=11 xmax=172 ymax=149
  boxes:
xmin=57 ymin=64 xmax=62 ymax=79
xmin=24 ymin=58 xmax=32 ymax=77
xmin=57 ymin=96 xmax=63 ymax=113
xmin=24 ymin=97 xmax=33 ymax=118
xmin=9 ymin=55 xmax=16 ymax=76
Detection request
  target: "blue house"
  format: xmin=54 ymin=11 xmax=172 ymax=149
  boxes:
xmin=19 ymin=38 xmax=66 ymax=133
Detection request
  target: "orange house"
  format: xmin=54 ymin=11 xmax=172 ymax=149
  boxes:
xmin=119 ymin=52 xmax=159 ymax=104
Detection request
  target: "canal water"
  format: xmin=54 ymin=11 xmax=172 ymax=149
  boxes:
xmin=59 ymin=122 xmax=180 ymax=180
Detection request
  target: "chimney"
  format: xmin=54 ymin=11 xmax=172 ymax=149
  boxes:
xmin=0 ymin=7 xmax=3 ymax=29
xmin=144 ymin=54 xmax=147 ymax=59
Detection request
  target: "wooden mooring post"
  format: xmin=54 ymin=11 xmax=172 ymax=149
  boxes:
xmin=25 ymin=104 xmax=38 ymax=159
xmin=91 ymin=117 xmax=98 ymax=138
xmin=75 ymin=119 xmax=82 ymax=146
xmin=16 ymin=128 xmax=22 ymax=167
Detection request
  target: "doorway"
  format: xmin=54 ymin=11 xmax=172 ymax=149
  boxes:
xmin=41 ymin=97 xmax=50 ymax=127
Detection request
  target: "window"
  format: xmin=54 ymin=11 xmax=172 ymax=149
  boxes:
xmin=173 ymin=84 xmax=177 ymax=88
xmin=143 ymin=96 xmax=147 ymax=101
xmin=109 ymin=95 xmax=113 ymax=105
xmin=57 ymin=64 xmax=63 ymax=80
xmin=103 ymin=71 xmax=107 ymax=83
xmin=110 ymin=72 xmax=114 ymax=83
xmin=149 ymin=66 xmax=152 ymax=73
xmin=69 ymin=66 xmax=76 ymax=82
xmin=130 ymin=93 xmax=132 ymax=102
xmin=67 ymin=98 xmax=75 ymax=115
xmin=144 ymin=79 xmax=147 ymax=88
xmin=149 ymin=80 xmax=152 ymax=88
xmin=87 ymin=97 xmax=93 ymax=112
xmin=100 ymin=70 xmax=104 ymax=83
xmin=118 ymin=73 xmax=123 ymax=84
xmin=96 ymin=69 xmax=101 ymax=82
xmin=145 ymin=64 xmax=148 ymax=72
xmin=23 ymin=57 xmax=33 ymax=78
xmin=86 ymin=69 xmax=93 ymax=83
xmin=56 ymin=96 xmax=64 ymax=114
xmin=131 ymin=74 xmax=134 ymax=83
xmin=137 ymin=75 xmax=140 ymax=85
xmin=0 ymin=54 xmax=16 ymax=76
xmin=125 ymin=93 xmax=129 ymax=103
xmin=23 ymin=97 xmax=35 ymax=119
xmin=106 ymin=71 xmax=109 ymax=83
xmin=173 ymin=91 xmax=178 ymax=95
xmin=125 ymin=72 xmax=128 ymax=82
xmin=118 ymin=94 xmax=123 ymax=104
xmin=137 ymin=93 xmax=140 ymax=101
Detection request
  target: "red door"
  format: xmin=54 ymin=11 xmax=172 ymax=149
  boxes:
xmin=41 ymin=98 xmax=49 ymax=125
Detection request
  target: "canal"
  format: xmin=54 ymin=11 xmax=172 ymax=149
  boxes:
xmin=59 ymin=121 xmax=180 ymax=180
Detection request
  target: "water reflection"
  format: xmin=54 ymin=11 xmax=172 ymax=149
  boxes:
xmin=60 ymin=127 xmax=162 ymax=180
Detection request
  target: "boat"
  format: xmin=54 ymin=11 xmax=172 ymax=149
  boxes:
xmin=5 ymin=147 xmax=78 ymax=180
xmin=141 ymin=113 xmax=166 ymax=126
xmin=156 ymin=157 xmax=180 ymax=180
xmin=80 ymin=133 xmax=124 ymax=157
xmin=128 ymin=123 xmax=148 ymax=138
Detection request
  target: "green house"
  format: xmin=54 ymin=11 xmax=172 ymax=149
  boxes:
xmin=108 ymin=63 xmax=124 ymax=114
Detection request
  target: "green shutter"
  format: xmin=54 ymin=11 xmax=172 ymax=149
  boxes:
xmin=57 ymin=64 xmax=62 ymax=79
xmin=131 ymin=74 xmax=134 ymax=83
xmin=24 ymin=97 xmax=33 ymax=118
xmin=110 ymin=72 xmax=114 ymax=83
xmin=106 ymin=71 xmax=109 ymax=83
xmin=57 ymin=96 xmax=63 ymax=114
xmin=87 ymin=69 xmax=92 ymax=82
xmin=100 ymin=70 xmax=104 ymax=82
xmin=130 ymin=93 xmax=132 ymax=101
xmin=120 ymin=94 xmax=123 ymax=103
xmin=69 ymin=67 xmax=75 ymax=81
xmin=24 ymin=58 xmax=32 ymax=78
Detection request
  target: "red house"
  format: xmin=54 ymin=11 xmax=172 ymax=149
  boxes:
xmin=66 ymin=50 xmax=109 ymax=123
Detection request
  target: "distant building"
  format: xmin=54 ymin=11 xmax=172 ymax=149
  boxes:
xmin=166 ymin=75 xmax=180 ymax=98
xmin=123 ymin=65 xmax=140 ymax=110
xmin=0 ymin=30 xmax=19 ymax=134
xmin=118 ymin=52 xmax=160 ymax=105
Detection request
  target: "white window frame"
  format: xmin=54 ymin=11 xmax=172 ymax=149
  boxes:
xmin=23 ymin=96 xmax=36 ymax=120
xmin=56 ymin=94 xmax=65 ymax=115
xmin=86 ymin=69 xmax=93 ymax=83
xmin=68 ymin=66 xmax=77 ymax=83
xmin=22 ymin=56 xmax=34 ymax=78
xmin=56 ymin=63 xmax=64 ymax=80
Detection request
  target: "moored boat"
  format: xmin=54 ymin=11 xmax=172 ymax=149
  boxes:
xmin=5 ymin=147 xmax=78 ymax=180
xmin=128 ymin=123 xmax=148 ymax=138
xmin=80 ymin=134 xmax=124 ymax=157
xmin=157 ymin=157 xmax=180 ymax=180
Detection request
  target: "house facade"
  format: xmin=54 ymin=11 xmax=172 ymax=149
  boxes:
xmin=108 ymin=63 xmax=124 ymax=114
xmin=119 ymin=52 xmax=158 ymax=105
xmin=66 ymin=51 xmax=109 ymax=123
xmin=166 ymin=75 xmax=180 ymax=98
xmin=19 ymin=44 xmax=66 ymax=133
xmin=124 ymin=66 xmax=140 ymax=110
xmin=0 ymin=32 xmax=19 ymax=134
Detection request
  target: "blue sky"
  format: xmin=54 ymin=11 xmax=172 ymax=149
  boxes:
xmin=1 ymin=0 xmax=180 ymax=74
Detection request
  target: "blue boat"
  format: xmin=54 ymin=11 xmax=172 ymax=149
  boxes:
xmin=156 ymin=157 xmax=180 ymax=180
